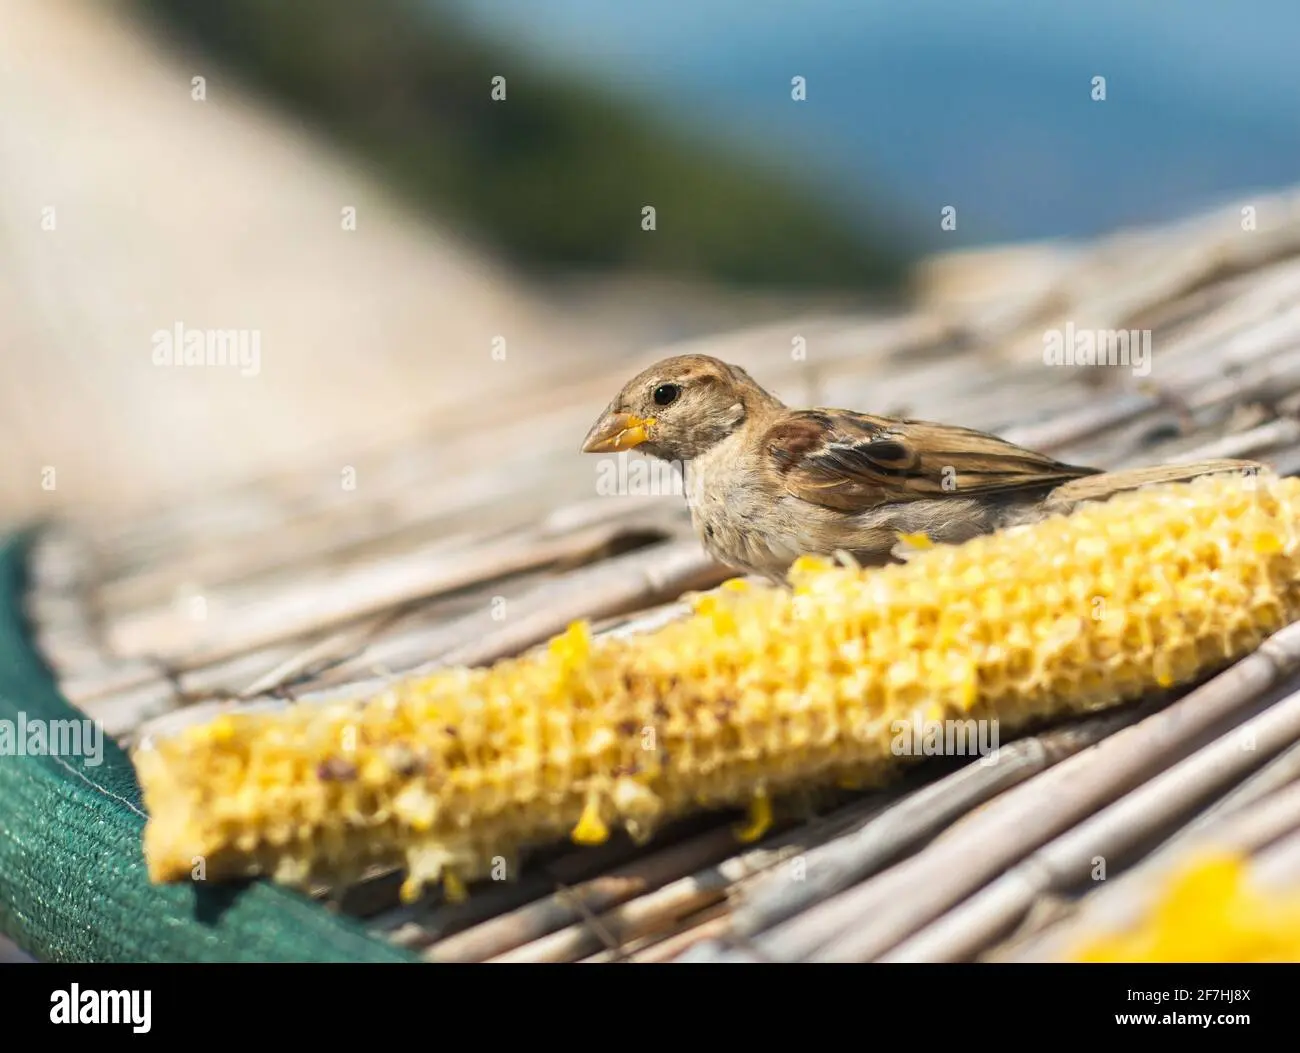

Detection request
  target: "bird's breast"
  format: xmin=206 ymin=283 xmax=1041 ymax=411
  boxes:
xmin=683 ymin=456 xmax=804 ymax=574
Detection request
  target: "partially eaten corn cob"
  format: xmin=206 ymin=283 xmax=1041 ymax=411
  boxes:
xmin=137 ymin=470 xmax=1300 ymax=902
xmin=1072 ymin=851 xmax=1300 ymax=962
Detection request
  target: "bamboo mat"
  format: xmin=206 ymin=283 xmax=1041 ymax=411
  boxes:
xmin=25 ymin=184 xmax=1300 ymax=962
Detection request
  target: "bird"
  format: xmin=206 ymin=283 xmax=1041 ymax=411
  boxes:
xmin=580 ymin=353 xmax=1263 ymax=582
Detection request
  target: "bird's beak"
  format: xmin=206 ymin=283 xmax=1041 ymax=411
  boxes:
xmin=581 ymin=411 xmax=655 ymax=453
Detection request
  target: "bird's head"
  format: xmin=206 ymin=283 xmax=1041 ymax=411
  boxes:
xmin=581 ymin=354 xmax=782 ymax=462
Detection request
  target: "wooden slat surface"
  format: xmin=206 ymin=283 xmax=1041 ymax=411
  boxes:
xmin=23 ymin=182 xmax=1300 ymax=962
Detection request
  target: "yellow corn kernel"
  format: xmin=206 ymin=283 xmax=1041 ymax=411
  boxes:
xmin=1072 ymin=851 xmax=1300 ymax=962
xmin=734 ymin=789 xmax=773 ymax=843
xmin=136 ymin=471 xmax=1300 ymax=901
xmin=208 ymin=715 xmax=236 ymax=745
xmin=399 ymin=876 xmax=422 ymax=905
xmin=571 ymin=791 xmax=610 ymax=846
xmin=441 ymin=870 xmax=469 ymax=905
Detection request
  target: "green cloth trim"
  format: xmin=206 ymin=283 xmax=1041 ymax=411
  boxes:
xmin=0 ymin=531 xmax=418 ymax=962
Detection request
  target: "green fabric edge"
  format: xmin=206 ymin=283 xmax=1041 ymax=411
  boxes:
xmin=0 ymin=530 xmax=419 ymax=962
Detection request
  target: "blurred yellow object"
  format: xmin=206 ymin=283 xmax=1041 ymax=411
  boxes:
xmin=1073 ymin=852 xmax=1300 ymax=962
xmin=136 ymin=470 xmax=1300 ymax=902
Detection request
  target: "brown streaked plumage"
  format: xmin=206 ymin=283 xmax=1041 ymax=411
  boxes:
xmin=581 ymin=354 xmax=1262 ymax=581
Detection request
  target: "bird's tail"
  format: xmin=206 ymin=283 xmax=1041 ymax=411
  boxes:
xmin=1043 ymin=458 xmax=1263 ymax=509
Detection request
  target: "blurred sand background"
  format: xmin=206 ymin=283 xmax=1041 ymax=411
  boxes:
xmin=0 ymin=0 xmax=850 ymax=532
xmin=0 ymin=0 xmax=616 ymax=524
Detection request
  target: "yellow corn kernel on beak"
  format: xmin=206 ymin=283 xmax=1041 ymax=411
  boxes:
xmin=580 ymin=412 xmax=655 ymax=453
xmin=734 ymin=789 xmax=773 ymax=843
xmin=134 ymin=469 xmax=1300 ymax=901
xmin=896 ymin=532 xmax=935 ymax=550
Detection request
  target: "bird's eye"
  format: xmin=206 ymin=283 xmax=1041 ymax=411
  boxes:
xmin=653 ymin=383 xmax=681 ymax=407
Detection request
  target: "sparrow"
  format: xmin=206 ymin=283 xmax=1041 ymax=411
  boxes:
xmin=581 ymin=354 xmax=1262 ymax=581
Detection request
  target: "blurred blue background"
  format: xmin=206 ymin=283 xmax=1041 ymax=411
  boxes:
xmin=452 ymin=0 xmax=1300 ymax=247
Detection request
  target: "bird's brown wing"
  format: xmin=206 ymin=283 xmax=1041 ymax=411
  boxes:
xmin=763 ymin=410 xmax=1101 ymax=513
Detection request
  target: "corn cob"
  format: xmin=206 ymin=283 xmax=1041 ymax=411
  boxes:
xmin=1071 ymin=851 xmax=1300 ymax=962
xmin=136 ymin=470 xmax=1300 ymax=903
